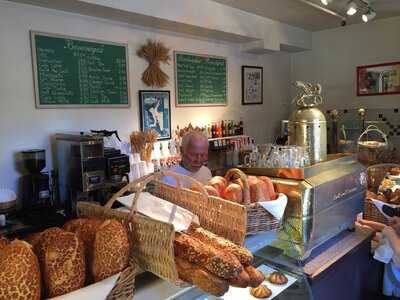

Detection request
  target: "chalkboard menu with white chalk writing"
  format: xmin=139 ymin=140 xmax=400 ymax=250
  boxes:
xmin=30 ymin=31 xmax=130 ymax=108
xmin=174 ymin=52 xmax=227 ymax=106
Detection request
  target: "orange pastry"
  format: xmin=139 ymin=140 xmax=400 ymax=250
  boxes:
xmin=268 ymin=271 xmax=288 ymax=285
xmin=249 ymin=285 xmax=272 ymax=298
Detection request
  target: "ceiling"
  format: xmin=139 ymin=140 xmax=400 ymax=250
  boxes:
xmin=212 ymin=0 xmax=400 ymax=31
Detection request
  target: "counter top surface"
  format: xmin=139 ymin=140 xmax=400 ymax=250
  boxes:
xmin=133 ymin=228 xmax=372 ymax=299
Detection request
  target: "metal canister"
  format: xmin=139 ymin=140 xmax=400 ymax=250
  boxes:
xmin=288 ymin=81 xmax=327 ymax=164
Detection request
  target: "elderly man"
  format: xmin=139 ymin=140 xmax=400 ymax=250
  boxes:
xmin=163 ymin=131 xmax=211 ymax=187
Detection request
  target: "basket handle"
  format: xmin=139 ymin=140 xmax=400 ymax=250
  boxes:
xmin=224 ymin=168 xmax=251 ymax=205
xmin=105 ymin=171 xmax=209 ymax=218
xmin=358 ymin=125 xmax=388 ymax=144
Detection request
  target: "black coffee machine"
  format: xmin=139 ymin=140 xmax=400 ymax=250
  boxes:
xmin=20 ymin=149 xmax=51 ymax=211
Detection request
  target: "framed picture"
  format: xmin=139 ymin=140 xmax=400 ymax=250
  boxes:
xmin=139 ymin=90 xmax=171 ymax=140
xmin=242 ymin=66 xmax=263 ymax=105
xmin=357 ymin=61 xmax=400 ymax=96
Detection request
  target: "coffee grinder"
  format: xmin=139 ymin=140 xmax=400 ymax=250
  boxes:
xmin=20 ymin=149 xmax=51 ymax=211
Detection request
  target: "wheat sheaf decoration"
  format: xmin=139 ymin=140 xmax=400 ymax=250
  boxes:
xmin=137 ymin=40 xmax=171 ymax=88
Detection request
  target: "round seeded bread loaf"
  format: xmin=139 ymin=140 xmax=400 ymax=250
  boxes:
xmin=0 ymin=235 xmax=9 ymax=252
xmin=0 ymin=240 xmax=41 ymax=300
xmin=63 ymin=218 xmax=103 ymax=284
xmin=42 ymin=231 xmax=86 ymax=297
xmin=33 ymin=227 xmax=64 ymax=262
xmin=92 ymin=219 xmax=129 ymax=282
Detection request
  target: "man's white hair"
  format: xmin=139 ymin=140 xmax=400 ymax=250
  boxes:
xmin=181 ymin=131 xmax=208 ymax=152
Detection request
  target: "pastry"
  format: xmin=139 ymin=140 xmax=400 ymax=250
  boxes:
xmin=245 ymin=265 xmax=265 ymax=287
xmin=249 ymin=285 xmax=272 ymax=298
xmin=381 ymin=178 xmax=396 ymax=191
xmin=389 ymin=167 xmax=400 ymax=176
xmin=175 ymin=257 xmax=229 ymax=297
xmin=174 ymin=232 xmax=243 ymax=279
xmin=92 ymin=219 xmax=130 ymax=282
xmin=268 ymin=271 xmax=288 ymax=285
xmin=0 ymin=240 xmax=41 ymax=300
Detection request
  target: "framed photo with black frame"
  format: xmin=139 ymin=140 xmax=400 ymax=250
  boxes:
xmin=139 ymin=90 xmax=171 ymax=140
xmin=242 ymin=65 xmax=263 ymax=105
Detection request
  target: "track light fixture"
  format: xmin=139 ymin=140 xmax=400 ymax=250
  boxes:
xmin=346 ymin=1 xmax=358 ymax=16
xmin=320 ymin=0 xmax=332 ymax=5
xmin=362 ymin=7 xmax=376 ymax=22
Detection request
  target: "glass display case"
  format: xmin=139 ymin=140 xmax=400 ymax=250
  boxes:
xmin=166 ymin=245 xmax=312 ymax=300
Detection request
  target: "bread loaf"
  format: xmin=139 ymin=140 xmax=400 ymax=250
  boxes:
xmin=174 ymin=232 xmax=242 ymax=279
xmin=42 ymin=231 xmax=86 ymax=297
xmin=175 ymin=257 xmax=229 ymax=297
xmin=245 ymin=265 xmax=265 ymax=287
xmin=63 ymin=218 xmax=103 ymax=283
xmin=228 ymin=269 xmax=250 ymax=288
xmin=26 ymin=232 xmax=42 ymax=249
xmin=0 ymin=235 xmax=9 ymax=252
xmin=0 ymin=240 xmax=41 ymax=300
xmin=33 ymin=227 xmax=64 ymax=261
xmin=63 ymin=218 xmax=90 ymax=233
xmin=187 ymin=225 xmax=253 ymax=265
xmin=93 ymin=219 xmax=130 ymax=282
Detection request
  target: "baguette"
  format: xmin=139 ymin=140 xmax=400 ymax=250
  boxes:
xmin=174 ymin=232 xmax=242 ymax=279
xmin=175 ymin=257 xmax=229 ymax=297
xmin=228 ymin=269 xmax=250 ymax=288
xmin=187 ymin=225 xmax=253 ymax=265
xmin=245 ymin=265 xmax=265 ymax=287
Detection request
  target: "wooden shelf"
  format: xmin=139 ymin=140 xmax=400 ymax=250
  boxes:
xmin=208 ymin=135 xmax=248 ymax=142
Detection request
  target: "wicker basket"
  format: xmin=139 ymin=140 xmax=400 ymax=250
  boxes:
xmin=77 ymin=172 xmax=183 ymax=286
xmin=357 ymin=125 xmax=388 ymax=166
xmin=225 ymin=168 xmax=281 ymax=235
xmin=153 ymin=169 xmax=280 ymax=237
xmin=363 ymin=199 xmax=389 ymax=225
xmin=366 ymin=163 xmax=400 ymax=193
xmin=152 ymin=171 xmax=247 ymax=245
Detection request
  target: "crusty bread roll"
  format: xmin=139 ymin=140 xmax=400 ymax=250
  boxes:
xmin=245 ymin=265 xmax=265 ymax=287
xmin=33 ymin=227 xmax=64 ymax=261
xmin=26 ymin=232 xmax=42 ymax=249
xmin=92 ymin=219 xmax=130 ymax=282
xmin=187 ymin=225 xmax=253 ymax=265
xmin=42 ymin=231 xmax=86 ymax=297
xmin=174 ymin=232 xmax=242 ymax=279
xmin=63 ymin=218 xmax=90 ymax=233
xmin=0 ymin=235 xmax=9 ymax=252
xmin=63 ymin=218 xmax=103 ymax=283
xmin=0 ymin=240 xmax=41 ymax=300
xmin=175 ymin=257 xmax=229 ymax=297
xmin=229 ymin=268 xmax=250 ymax=288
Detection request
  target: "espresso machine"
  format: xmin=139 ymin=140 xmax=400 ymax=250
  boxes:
xmin=55 ymin=132 xmax=129 ymax=216
xmin=240 ymin=82 xmax=366 ymax=260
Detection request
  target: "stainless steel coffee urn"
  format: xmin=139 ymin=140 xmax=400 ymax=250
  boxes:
xmin=288 ymin=81 xmax=327 ymax=164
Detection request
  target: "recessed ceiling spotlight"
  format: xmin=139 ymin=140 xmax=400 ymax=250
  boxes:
xmin=346 ymin=1 xmax=358 ymax=16
xmin=362 ymin=7 xmax=376 ymax=22
xmin=320 ymin=0 xmax=332 ymax=5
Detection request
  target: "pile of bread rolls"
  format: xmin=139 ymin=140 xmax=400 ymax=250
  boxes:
xmin=174 ymin=224 xmax=264 ymax=296
xmin=0 ymin=218 xmax=129 ymax=299
xmin=193 ymin=168 xmax=277 ymax=204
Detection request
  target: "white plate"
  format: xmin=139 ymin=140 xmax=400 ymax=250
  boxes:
xmin=220 ymin=264 xmax=297 ymax=300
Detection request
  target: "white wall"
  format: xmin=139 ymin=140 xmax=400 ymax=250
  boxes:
xmin=0 ymin=1 xmax=291 ymax=192
xmin=291 ymin=16 xmax=400 ymax=111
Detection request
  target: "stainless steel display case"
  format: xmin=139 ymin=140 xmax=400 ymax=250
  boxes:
xmin=239 ymin=154 xmax=366 ymax=259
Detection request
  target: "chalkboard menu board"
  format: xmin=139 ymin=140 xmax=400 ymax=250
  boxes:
xmin=30 ymin=31 xmax=130 ymax=108
xmin=175 ymin=52 xmax=227 ymax=106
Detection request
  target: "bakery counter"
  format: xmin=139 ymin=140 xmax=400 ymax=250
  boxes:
xmin=133 ymin=228 xmax=382 ymax=300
